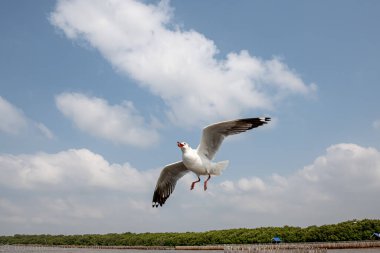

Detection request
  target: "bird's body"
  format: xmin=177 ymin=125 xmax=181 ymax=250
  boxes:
xmin=181 ymin=145 xmax=228 ymax=176
xmin=181 ymin=146 xmax=206 ymax=175
xmin=152 ymin=117 xmax=270 ymax=207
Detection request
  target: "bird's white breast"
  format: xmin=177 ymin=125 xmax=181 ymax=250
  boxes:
xmin=182 ymin=149 xmax=209 ymax=175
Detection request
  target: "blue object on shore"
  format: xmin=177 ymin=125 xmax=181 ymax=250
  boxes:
xmin=372 ymin=233 xmax=380 ymax=239
xmin=272 ymin=237 xmax=282 ymax=243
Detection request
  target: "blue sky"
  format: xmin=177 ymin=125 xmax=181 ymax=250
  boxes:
xmin=0 ymin=0 xmax=379 ymax=235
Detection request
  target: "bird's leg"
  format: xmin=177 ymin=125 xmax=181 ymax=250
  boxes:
xmin=204 ymin=174 xmax=211 ymax=191
xmin=190 ymin=176 xmax=201 ymax=190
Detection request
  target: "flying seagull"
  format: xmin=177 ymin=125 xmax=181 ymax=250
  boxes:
xmin=152 ymin=117 xmax=270 ymax=207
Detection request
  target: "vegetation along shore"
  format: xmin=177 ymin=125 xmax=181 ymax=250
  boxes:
xmin=1 ymin=219 xmax=379 ymax=247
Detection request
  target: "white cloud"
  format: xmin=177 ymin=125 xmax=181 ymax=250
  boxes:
xmin=211 ymin=143 xmax=380 ymax=225
xmin=0 ymin=148 xmax=161 ymax=234
xmin=55 ymin=92 xmax=159 ymax=147
xmin=1 ymin=143 xmax=379 ymax=234
xmin=0 ymin=96 xmax=27 ymax=135
xmin=0 ymin=96 xmax=54 ymax=138
xmin=220 ymin=180 xmax=235 ymax=192
xmin=237 ymin=177 xmax=266 ymax=192
xmin=0 ymin=148 xmax=155 ymax=192
xmin=50 ymin=0 xmax=316 ymax=127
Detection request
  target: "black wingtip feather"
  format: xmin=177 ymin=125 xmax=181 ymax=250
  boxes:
xmin=220 ymin=117 xmax=270 ymax=136
xmin=237 ymin=117 xmax=271 ymax=128
xmin=152 ymin=188 xmax=170 ymax=208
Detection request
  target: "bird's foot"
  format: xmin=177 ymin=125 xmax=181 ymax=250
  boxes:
xmin=204 ymin=174 xmax=211 ymax=191
xmin=190 ymin=177 xmax=201 ymax=190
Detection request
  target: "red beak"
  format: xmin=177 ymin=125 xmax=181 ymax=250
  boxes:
xmin=177 ymin=142 xmax=184 ymax=148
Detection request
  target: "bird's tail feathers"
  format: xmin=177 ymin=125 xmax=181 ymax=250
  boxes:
xmin=210 ymin=160 xmax=229 ymax=175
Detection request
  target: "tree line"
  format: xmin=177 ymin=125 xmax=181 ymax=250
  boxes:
xmin=1 ymin=219 xmax=379 ymax=246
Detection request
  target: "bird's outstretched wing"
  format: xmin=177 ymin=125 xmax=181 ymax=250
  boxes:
xmin=152 ymin=161 xmax=189 ymax=207
xmin=197 ymin=117 xmax=271 ymax=160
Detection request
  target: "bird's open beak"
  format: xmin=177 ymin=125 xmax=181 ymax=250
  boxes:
xmin=177 ymin=142 xmax=184 ymax=148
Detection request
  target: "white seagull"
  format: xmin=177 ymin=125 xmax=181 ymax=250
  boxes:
xmin=152 ymin=117 xmax=270 ymax=207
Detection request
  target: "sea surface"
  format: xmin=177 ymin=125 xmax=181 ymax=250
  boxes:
xmin=1 ymin=246 xmax=380 ymax=253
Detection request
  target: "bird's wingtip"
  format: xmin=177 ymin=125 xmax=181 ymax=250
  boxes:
xmin=259 ymin=117 xmax=271 ymax=123
xmin=152 ymin=201 xmax=163 ymax=208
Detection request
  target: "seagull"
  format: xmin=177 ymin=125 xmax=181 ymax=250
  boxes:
xmin=152 ymin=117 xmax=270 ymax=207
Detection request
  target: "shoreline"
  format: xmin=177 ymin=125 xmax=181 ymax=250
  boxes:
xmin=1 ymin=241 xmax=380 ymax=250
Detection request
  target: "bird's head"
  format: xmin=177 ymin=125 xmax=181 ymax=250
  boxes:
xmin=177 ymin=141 xmax=189 ymax=150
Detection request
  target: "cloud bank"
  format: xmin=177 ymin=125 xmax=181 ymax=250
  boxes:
xmin=1 ymin=143 xmax=379 ymax=234
xmin=56 ymin=92 xmax=159 ymax=147
xmin=215 ymin=143 xmax=380 ymax=226
xmin=50 ymin=0 xmax=316 ymax=126
xmin=0 ymin=148 xmax=157 ymax=234
xmin=0 ymin=148 xmax=155 ymax=192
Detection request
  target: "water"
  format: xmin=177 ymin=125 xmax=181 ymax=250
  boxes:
xmin=329 ymin=250 xmax=380 ymax=253
xmin=0 ymin=246 xmax=379 ymax=253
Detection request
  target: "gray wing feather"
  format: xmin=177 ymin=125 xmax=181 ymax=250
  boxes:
xmin=197 ymin=117 xmax=270 ymax=160
xmin=152 ymin=161 xmax=189 ymax=207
